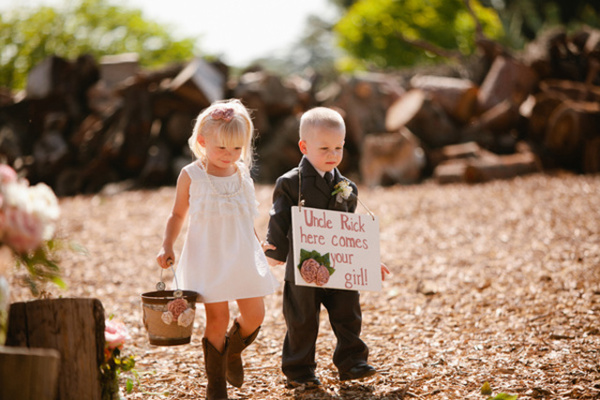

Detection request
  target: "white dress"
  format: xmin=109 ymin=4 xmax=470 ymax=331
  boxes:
xmin=174 ymin=161 xmax=278 ymax=303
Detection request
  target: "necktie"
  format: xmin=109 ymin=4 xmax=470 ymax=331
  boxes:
xmin=324 ymin=171 xmax=333 ymax=186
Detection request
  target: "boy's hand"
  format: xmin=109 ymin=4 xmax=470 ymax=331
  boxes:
xmin=261 ymin=240 xmax=283 ymax=267
xmin=380 ymin=263 xmax=391 ymax=281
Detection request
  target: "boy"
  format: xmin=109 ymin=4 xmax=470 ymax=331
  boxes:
xmin=265 ymin=107 xmax=389 ymax=388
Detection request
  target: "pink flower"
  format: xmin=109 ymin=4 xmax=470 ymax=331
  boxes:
xmin=300 ymin=258 xmax=319 ymax=284
xmin=0 ymin=164 xmax=17 ymax=185
xmin=105 ymin=319 xmax=129 ymax=351
xmin=210 ymin=107 xmax=234 ymax=122
xmin=167 ymin=298 xmax=188 ymax=319
xmin=2 ymin=206 xmax=45 ymax=253
xmin=315 ymin=265 xmax=330 ymax=286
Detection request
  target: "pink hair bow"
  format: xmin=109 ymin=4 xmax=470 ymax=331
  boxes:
xmin=210 ymin=107 xmax=234 ymax=122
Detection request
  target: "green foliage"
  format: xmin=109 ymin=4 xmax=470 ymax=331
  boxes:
xmin=480 ymin=381 xmax=518 ymax=400
xmin=481 ymin=381 xmax=493 ymax=395
xmin=100 ymin=347 xmax=137 ymax=399
xmin=488 ymin=394 xmax=518 ymax=400
xmin=16 ymin=239 xmax=66 ymax=297
xmin=0 ymin=0 xmax=198 ymax=89
xmin=333 ymin=0 xmax=504 ymax=69
xmin=483 ymin=0 xmax=600 ymax=48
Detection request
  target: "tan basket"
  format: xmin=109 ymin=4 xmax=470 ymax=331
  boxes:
xmin=141 ymin=290 xmax=199 ymax=346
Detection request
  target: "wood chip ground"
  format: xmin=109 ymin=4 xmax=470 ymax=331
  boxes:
xmin=9 ymin=172 xmax=600 ymax=399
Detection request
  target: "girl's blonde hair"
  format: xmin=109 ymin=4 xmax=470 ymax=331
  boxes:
xmin=188 ymin=99 xmax=255 ymax=167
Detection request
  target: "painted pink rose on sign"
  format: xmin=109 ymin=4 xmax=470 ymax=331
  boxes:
xmin=300 ymin=258 xmax=320 ymax=284
xmin=315 ymin=265 xmax=330 ymax=286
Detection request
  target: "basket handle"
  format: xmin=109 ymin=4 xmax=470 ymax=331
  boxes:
xmin=157 ymin=259 xmax=182 ymax=297
xmin=164 ymin=258 xmax=180 ymax=289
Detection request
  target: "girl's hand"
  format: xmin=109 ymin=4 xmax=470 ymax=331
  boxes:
xmin=156 ymin=249 xmax=175 ymax=269
xmin=380 ymin=263 xmax=391 ymax=281
xmin=261 ymin=240 xmax=276 ymax=253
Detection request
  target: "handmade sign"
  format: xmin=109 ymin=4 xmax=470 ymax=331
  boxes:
xmin=291 ymin=206 xmax=381 ymax=292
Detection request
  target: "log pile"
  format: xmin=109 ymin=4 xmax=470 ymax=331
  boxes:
xmin=382 ymin=28 xmax=600 ymax=184
xmin=0 ymin=26 xmax=598 ymax=195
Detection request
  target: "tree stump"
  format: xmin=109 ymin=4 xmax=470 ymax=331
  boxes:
xmin=6 ymin=298 xmax=105 ymax=400
xmin=0 ymin=346 xmax=60 ymax=400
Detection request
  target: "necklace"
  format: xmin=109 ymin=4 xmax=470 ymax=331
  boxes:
xmin=200 ymin=162 xmax=243 ymax=198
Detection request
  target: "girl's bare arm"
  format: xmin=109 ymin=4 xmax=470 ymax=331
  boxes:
xmin=156 ymin=170 xmax=191 ymax=268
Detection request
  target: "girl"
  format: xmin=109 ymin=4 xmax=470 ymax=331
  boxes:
xmin=156 ymin=99 xmax=277 ymax=400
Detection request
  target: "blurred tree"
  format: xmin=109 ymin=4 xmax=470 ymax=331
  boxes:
xmin=333 ymin=0 xmax=504 ymax=69
xmin=0 ymin=0 xmax=198 ymax=89
xmin=481 ymin=0 xmax=600 ymax=48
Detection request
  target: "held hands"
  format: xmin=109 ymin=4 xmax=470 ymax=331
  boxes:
xmin=261 ymin=240 xmax=283 ymax=267
xmin=260 ymin=240 xmax=275 ymax=253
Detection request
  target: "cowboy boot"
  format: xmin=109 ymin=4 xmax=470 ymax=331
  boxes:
xmin=226 ymin=321 xmax=260 ymax=388
xmin=202 ymin=337 xmax=229 ymax=400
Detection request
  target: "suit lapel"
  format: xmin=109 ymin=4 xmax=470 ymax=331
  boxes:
xmin=299 ymin=157 xmax=333 ymax=201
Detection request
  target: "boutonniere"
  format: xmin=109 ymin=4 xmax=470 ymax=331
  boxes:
xmin=331 ymin=179 xmax=353 ymax=203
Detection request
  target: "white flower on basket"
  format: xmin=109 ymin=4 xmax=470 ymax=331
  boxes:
xmin=331 ymin=179 xmax=353 ymax=203
xmin=161 ymin=311 xmax=174 ymax=325
xmin=177 ymin=308 xmax=195 ymax=327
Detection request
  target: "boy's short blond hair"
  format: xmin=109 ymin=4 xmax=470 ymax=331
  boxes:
xmin=299 ymin=107 xmax=345 ymax=140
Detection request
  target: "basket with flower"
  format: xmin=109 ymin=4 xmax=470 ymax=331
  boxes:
xmin=141 ymin=266 xmax=199 ymax=346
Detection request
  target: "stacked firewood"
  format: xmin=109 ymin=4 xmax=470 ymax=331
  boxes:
xmin=0 ymin=26 xmax=598 ymax=195
xmin=383 ymin=27 xmax=600 ymax=184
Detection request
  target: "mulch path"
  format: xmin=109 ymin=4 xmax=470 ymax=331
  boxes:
xmin=10 ymin=171 xmax=600 ymax=399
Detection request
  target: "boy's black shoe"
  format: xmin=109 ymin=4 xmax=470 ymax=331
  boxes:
xmin=339 ymin=364 xmax=377 ymax=381
xmin=285 ymin=375 xmax=322 ymax=389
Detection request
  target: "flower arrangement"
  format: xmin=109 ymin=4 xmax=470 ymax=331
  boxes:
xmin=161 ymin=297 xmax=195 ymax=327
xmin=0 ymin=164 xmax=65 ymax=296
xmin=331 ymin=179 xmax=353 ymax=203
xmin=100 ymin=317 xmax=137 ymax=400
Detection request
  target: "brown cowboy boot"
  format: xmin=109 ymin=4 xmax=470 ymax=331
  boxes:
xmin=202 ymin=337 xmax=229 ymax=400
xmin=225 ymin=321 xmax=260 ymax=388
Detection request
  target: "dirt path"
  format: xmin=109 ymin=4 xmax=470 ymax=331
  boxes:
xmin=10 ymin=172 xmax=600 ymax=399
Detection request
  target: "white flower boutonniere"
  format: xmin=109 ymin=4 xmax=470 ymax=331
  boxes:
xmin=331 ymin=180 xmax=353 ymax=203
